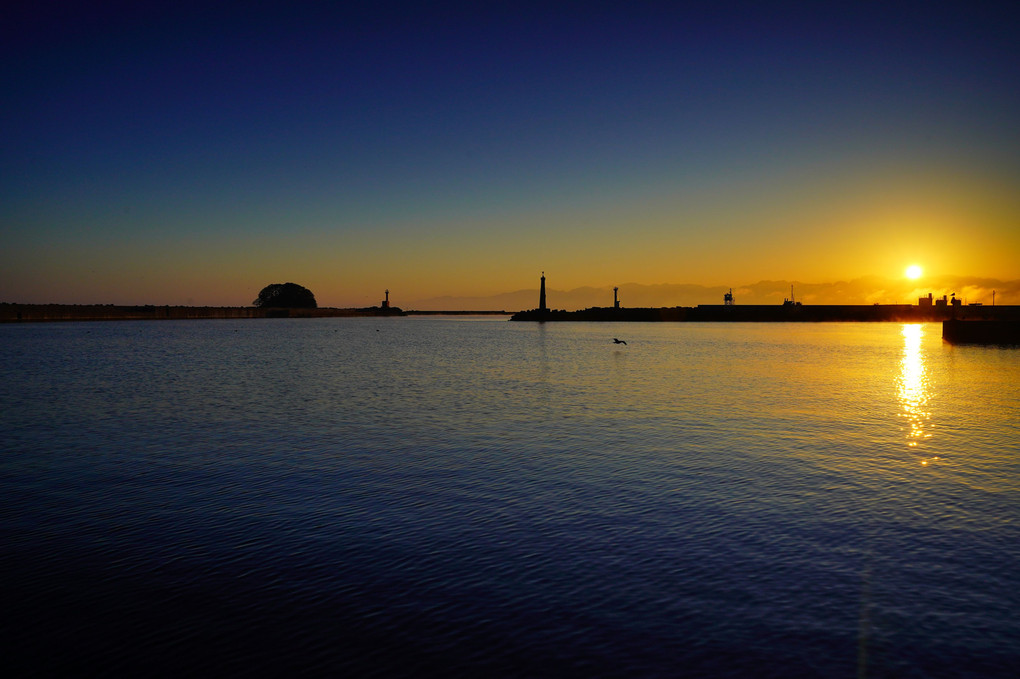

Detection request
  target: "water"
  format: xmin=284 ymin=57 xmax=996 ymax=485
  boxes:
xmin=2 ymin=318 xmax=1018 ymax=677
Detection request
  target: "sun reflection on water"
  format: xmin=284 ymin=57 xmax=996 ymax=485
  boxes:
xmin=898 ymin=324 xmax=932 ymax=449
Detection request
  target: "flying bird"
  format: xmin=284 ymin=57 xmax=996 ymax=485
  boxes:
xmin=613 ymin=338 xmax=627 ymax=345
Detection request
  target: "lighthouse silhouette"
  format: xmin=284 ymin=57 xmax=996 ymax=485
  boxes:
xmin=539 ymin=272 xmax=547 ymax=313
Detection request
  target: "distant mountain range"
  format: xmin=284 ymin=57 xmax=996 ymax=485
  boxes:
xmin=407 ymin=276 xmax=1020 ymax=312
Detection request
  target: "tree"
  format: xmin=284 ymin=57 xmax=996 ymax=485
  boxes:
xmin=253 ymin=282 xmax=317 ymax=309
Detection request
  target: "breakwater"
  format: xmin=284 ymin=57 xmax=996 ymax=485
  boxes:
xmin=511 ymin=304 xmax=1020 ymax=323
xmin=0 ymin=304 xmax=407 ymax=322
xmin=943 ymin=319 xmax=1020 ymax=344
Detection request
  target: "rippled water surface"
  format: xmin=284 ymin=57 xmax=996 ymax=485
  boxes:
xmin=2 ymin=318 xmax=1019 ymax=677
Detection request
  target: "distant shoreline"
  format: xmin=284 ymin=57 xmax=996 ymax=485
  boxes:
xmin=0 ymin=304 xmax=511 ymax=323
xmin=6 ymin=302 xmax=1019 ymax=324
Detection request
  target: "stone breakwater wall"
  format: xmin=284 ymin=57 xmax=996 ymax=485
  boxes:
xmin=511 ymin=304 xmax=1020 ymax=322
xmin=943 ymin=319 xmax=1020 ymax=344
xmin=0 ymin=305 xmax=259 ymax=322
xmin=0 ymin=305 xmax=406 ymax=322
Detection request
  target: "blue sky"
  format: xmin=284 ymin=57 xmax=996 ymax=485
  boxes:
xmin=3 ymin=1 xmax=1018 ymax=306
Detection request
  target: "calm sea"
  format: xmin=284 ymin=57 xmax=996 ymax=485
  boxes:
xmin=2 ymin=318 xmax=1018 ymax=677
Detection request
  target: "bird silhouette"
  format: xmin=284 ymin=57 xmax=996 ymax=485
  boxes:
xmin=613 ymin=338 xmax=627 ymax=345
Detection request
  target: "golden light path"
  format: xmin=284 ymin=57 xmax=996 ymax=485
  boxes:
xmin=898 ymin=324 xmax=935 ymax=459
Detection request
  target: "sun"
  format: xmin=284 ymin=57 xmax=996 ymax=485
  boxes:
xmin=905 ymin=264 xmax=923 ymax=280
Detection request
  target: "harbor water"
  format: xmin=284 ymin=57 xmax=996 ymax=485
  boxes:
xmin=2 ymin=318 xmax=1018 ymax=677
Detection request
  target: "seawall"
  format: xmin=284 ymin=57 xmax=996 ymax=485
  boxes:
xmin=943 ymin=319 xmax=1020 ymax=344
xmin=0 ymin=304 xmax=407 ymax=322
xmin=511 ymin=304 xmax=1020 ymax=323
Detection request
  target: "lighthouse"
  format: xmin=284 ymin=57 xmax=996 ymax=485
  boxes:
xmin=539 ymin=272 xmax=547 ymax=313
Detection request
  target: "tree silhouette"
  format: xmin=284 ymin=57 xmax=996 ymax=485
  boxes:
xmin=253 ymin=282 xmax=317 ymax=308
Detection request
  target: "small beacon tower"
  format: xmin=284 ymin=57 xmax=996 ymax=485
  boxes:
xmin=539 ymin=272 xmax=547 ymax=312
xmin=614 ymin=287 xmax=620 ymax=309
xmin=724 ymin=288 xmax=734 ymax=305
xmin=382 ymin=289 xmax=390 ymax=309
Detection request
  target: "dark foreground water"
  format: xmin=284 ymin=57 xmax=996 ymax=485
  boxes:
xmin=2 ymin=318 xmax=1018 ymax=677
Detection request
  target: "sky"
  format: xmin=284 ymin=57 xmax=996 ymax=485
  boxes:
xmin=2 ymin=1 xmax=1018 ymax=308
